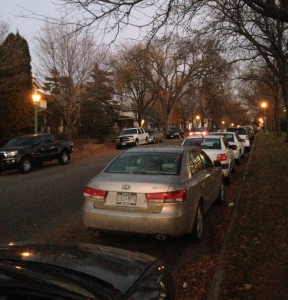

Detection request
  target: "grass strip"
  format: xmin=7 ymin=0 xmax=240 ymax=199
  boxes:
xmin=220 ymin=132 xmax=288 ymax=299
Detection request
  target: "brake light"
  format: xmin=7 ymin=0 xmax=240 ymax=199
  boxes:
xmin=84 ymin=186 xmax=107 ymax=199
xmin=216 ymin=154 xmax=227 ymax=161
xmin=189 ymin=132 xmax=194 ymax=136
xmin=202 ymin=131 xmax=207 ymax=135
xmin=147 ymin=189 xmax=187 ymax=203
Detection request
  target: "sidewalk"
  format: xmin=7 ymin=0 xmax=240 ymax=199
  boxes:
xmin=209 ymin=131 xmax=288 ymax=299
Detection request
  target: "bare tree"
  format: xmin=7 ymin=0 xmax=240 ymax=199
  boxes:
xmin=112 ymin=42 xmax=158 ymax=128
xmin=204 ymin=0 xmax=288 ymax=140
xmin=241 ymin=0 xmax=288 ymax=22
xmin=0 ymin=19 xmax=9 ymax=44
xmin=35 ymin=19 xmax=99 ymax=139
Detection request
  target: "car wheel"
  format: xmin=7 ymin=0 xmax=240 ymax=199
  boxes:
xmin=58 ymin=150 xmax=69 ymax=165
xmin=232 ymin=161 xmax=236 ymax=173
xmin=236 ymin=153 xmax=241 ymax=164
xmin=19 ymin=157 xmax=33 ymax=174
xmin=225 ymin=168 xmax=232 ymax=184
xmin=116 ymin=145 xmax=121 ymax=150
xmin=191 ymin=203 xmax=203 ymax=243
xmin=135 ymin=139 xmax=139 ymax=146
xmin=145 ymin=138 xmax=149 ymax=145
xmin=215 ymin=179 xmax=225 ymax=205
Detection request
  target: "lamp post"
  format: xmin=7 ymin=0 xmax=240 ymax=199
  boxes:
xmin=261 ymin=102 xmax=269 ymax=134
xmin=32 ymin=94 xmax=40 ymax=134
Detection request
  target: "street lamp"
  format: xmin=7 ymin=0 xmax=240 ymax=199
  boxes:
xmin=32 ymin=94 xmax=40 ymax=134
xmin=261 ymin=102 xmax=269 ymax=134
xmin=196 ymin=115 xmax=200 ymax=127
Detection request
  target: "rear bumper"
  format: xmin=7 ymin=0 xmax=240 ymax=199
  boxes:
xmin=82 ymin=198 xmax=195 ymax=237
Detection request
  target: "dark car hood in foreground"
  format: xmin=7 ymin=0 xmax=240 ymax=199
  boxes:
xmin=0 ymin=242 xmax=174 ymax=300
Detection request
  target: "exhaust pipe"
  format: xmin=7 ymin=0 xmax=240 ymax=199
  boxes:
xmin=155 ymin=234 xmax=167 ymax=241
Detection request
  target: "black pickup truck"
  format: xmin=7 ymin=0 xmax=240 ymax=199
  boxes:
xmin=0 ymin=133 xmax=73 ymax=174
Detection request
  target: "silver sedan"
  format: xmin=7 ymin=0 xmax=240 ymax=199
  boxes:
xmin=82 ymin=146 xmax=224 ymax=242
xmin=147 ymin=130 xmax=164 ymax=143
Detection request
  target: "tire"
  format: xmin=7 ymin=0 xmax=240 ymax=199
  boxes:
xmin=236 ymin=153 xmax=241 ymax=164
xmin=225 ymin=168 xmax=232 ymax=184
xmin=153 ymin=137 xmax=156 ymax=144
xmin=145 ymin=138 xmax=148 ymax=145
xmin=19 ymin=157 xmax=33 ymax=174
xmin=135 ymin=139 xmax=139 ymax=146
xmin=191 ymin=203 xmax=203 ymax=243
xmin=215 ymin=179 xmax=225 ymax=205
xmin=160 ymin=137 xmax=164 ymax=142
xmin=58 ymin=150 xmax=69 ymax=165
xmin=116 ymin=145 xmax=121 ymax=150
xmin=232 ymin=161 xmax=236 ymax=173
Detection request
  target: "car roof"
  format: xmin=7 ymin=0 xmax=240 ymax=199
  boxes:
xmin=186 ymin=134 xmax=222 ymax=139
xmin=123 ymin=145 xmax=197 ymax=154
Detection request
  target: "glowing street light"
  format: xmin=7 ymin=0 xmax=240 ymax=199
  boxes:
xmin=32 ymin=94 xmax=40 ymax=134
xmin=261 ymin=102 xmax=269 ymax=134
xmin=196 ymin=115 xmax=200 ymax=127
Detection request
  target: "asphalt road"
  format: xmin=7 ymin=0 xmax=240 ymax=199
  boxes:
xmin=0 ymin=139 xmax=236 ymax=271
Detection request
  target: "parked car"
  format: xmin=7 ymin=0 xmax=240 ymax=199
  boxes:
xmin=166 ymin=127 xmax=184 ymax=139
xmin=147 ymin=130 xmax=164 ymax=143
xmin=0 ymin=133 xmax=73 ymax=174
xmin=82 ymin=146 xmax=224 ymax=242
xmin=188 ymin=127 xmax=209 ymax=136
xmin=182 ymin=134 xmax=236 ymax=184
xmin=243 ymin=125 xmax=255 ymax=141
xmin=226 ymin=127 xmax=251 ymax=152
xmin=209 ymin=132 xmax=245 ymax=164
xmin=0 ymin=242 xmax=176 ymax=299
xmin=115 ymin=127 xmax=149 ymax=149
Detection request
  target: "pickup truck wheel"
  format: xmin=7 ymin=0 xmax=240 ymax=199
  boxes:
xmin=153 ymin=137 xmax=156 ymax=144
xmin=58 ymin=150 xmax=69 ymax=165
xmin=116 ymin=145 xmax=121 ymax=150
xmin=191 ymin=203 xmax=203 ymax=243
xmin=135 ymin=139 xmax=139 ymax=146
xmin=19 ymin=157 xmax=33 ymax=174
xmin=145 ymin=137 xmax=148 ymax=145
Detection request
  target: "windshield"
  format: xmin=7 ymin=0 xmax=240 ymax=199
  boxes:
xmin=5 ymin=137 xmax=33 ymax=147
xmin=120 ymin=129 xmax=137 ymax=135
xmin=105 ymin=152 xmax=182 ymax=175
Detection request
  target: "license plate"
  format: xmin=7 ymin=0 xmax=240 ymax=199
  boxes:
xmin=116 ymin=193 xmax=137 ymax=205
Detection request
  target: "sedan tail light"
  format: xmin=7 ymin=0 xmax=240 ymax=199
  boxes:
xmin=147 ymin=189 xmax=187 ymax=203
xmin=84 ymin=186 xmax=107 ymax=199
xmin=216 ymin=154 xmax=227 ymax=161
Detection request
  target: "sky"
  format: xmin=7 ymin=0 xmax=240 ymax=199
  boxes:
xmin=1 ymin=0 xmax=64 ymax=71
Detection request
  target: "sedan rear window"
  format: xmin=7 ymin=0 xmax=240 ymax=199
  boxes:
xmin=105 ymin=152 xmax=182 ymax=175
xmin=183 ymin=138 xmax=221 ymax=149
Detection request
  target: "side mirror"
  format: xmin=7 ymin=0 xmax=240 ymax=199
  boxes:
xmin=214 ymin=161 xmax=222 ymax=167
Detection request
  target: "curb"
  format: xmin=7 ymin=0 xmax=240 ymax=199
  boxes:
xmin=206 ymin=138 xmax=255 ymax=300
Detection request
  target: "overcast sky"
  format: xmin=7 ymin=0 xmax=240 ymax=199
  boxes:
xmin=1 ymin=0 xmax=64 ymax=72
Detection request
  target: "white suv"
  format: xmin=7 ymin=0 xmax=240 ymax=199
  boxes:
xmin=226 ymin=127 xmax=251 ymax=152
xmin=210 ymin=132 xmax=245 ymax=164
xmin=182 ymin=134 xmax=236 ymax=184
